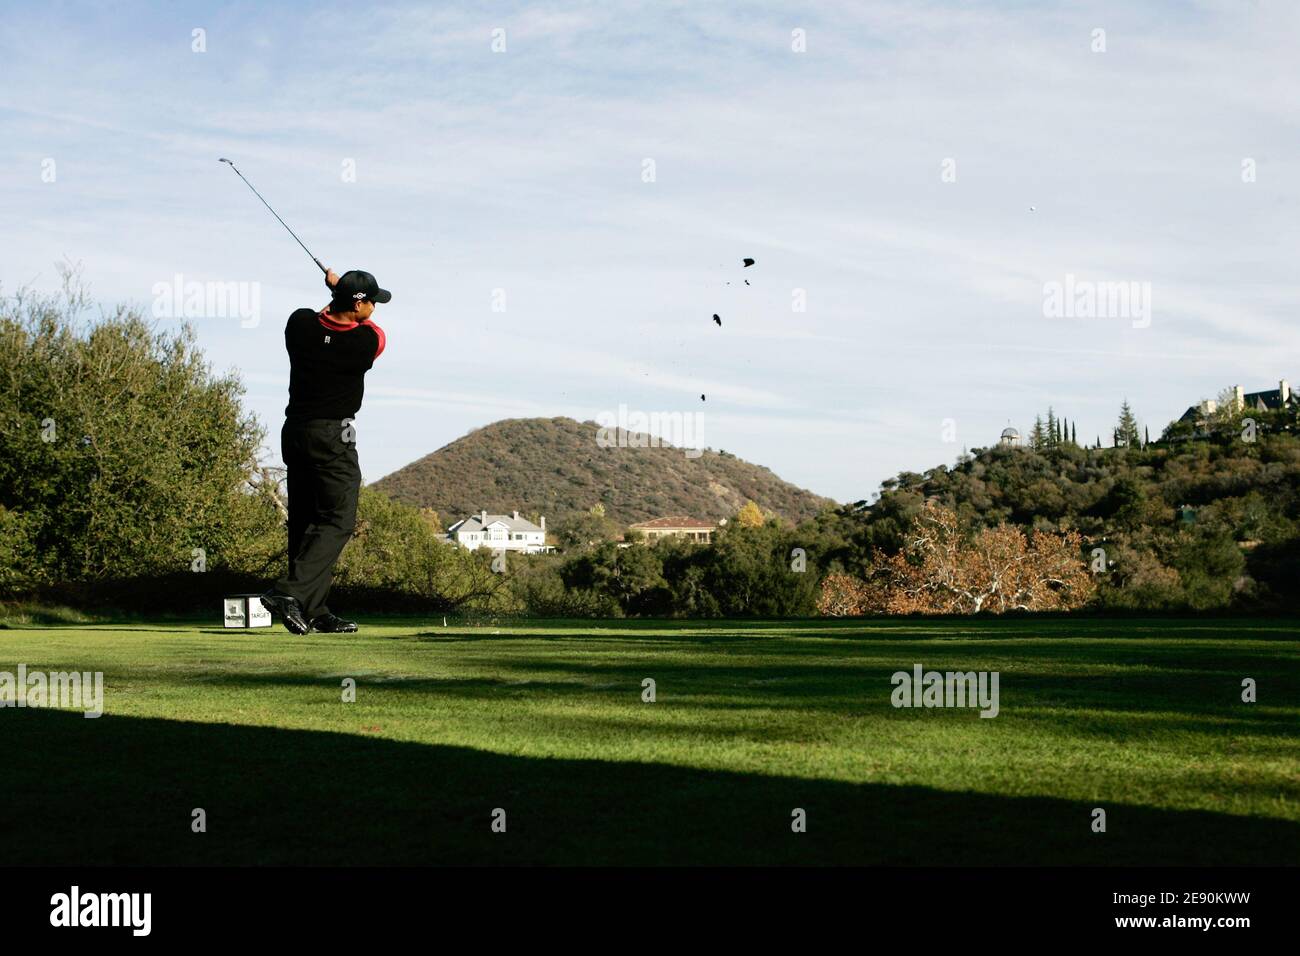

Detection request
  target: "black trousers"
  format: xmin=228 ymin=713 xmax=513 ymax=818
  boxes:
xmin=274 ymin=418 xmax=361 ymax=620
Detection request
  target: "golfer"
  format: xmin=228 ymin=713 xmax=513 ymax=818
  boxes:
xmin=261 ymin=269 xmax=389 ymax=634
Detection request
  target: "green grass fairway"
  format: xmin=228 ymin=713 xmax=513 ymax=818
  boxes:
xmin=1 ymin=616 xmax=1296 ymax=865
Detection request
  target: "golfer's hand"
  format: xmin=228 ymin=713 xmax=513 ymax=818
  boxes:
xmin=325 ymin=269 xmax=339 ymax=289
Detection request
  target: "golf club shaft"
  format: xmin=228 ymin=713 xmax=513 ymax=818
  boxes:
xmin=220 ymin=160 xmax=326 ymax=274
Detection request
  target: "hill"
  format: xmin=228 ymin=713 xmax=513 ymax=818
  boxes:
xmin=371 ymin=417 xmax=835 ymax=526
xmin=813 ymin=402 xmax=1300 ymax=610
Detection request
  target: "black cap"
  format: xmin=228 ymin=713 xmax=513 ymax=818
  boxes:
xmin=334 ymin=270 xmax=391 ymax=304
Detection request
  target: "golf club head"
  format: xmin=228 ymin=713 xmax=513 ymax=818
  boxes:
xmin=216 ymin=156 xmax=324 ymax=270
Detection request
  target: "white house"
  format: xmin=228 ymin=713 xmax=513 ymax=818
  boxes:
xmin=446 ymin=510 xmax=550 ymax=553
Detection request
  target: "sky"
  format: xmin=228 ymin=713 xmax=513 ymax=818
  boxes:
xmin=2 ymin=0 xmax=1298 ymax=506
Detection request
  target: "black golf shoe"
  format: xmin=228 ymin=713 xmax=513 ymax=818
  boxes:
xmin=260 ymin=590 xmax=310 ymax=635
xmin=311 ymin=613 xmax=358 ymax=634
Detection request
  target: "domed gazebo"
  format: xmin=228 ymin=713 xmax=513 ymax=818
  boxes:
xmin=999 ymin=426 xmax=1022 ymax=447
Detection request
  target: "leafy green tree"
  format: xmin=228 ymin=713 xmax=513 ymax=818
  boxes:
xmin=697 ymin=521 xmax=820 ymax=616
xmin=505 ymin=553 xmax=621 ymax=617
xmin=1095 ymin=539 xmax=1184 ymax=610
xmin=1095 ymin=476 xmax=1148 ymax=530
xmin=553 ymin=508 xmax=620 ymax=552
xmin=0 ymin=505 xmax=38 ymax=591
xmin=561 ymin=542 xmax=669 ymax=615
xmin=1168 ymin=526 xmax=1246 ymax=609
xmin=656 ymin=536 xmax=721 ymax=616
xmin=334 ymin=487 xmax=502 ymax=609
xmin=0 ymin=278 xmax=279 ymax=592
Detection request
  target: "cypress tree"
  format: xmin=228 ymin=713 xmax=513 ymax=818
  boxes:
xmin=1117 ymin=400 xmax=1140 ymax=447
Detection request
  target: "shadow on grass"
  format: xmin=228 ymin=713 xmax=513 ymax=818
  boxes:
xmin=392 ymin=622 xmax=1300 ymax=648
xmin=80 ymin=630 xmax=1298 ymax=726
xmin=2 ymin=709 xmax=1295 ymax=866
xmin=361 ymin=645 xmax=1299 ymax=725
xmin=401 ymin=616 xmax=1300 ymax=641
xmin=405 ymin=630 xmax=777 ymax=645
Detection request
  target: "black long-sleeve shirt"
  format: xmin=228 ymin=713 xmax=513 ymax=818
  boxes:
xmin=283 ymin=308 xmax=386 ymax=421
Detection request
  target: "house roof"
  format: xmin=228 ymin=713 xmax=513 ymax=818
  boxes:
xmin=448 ymin=513 xmax=544 ymax=534
xmin=629 ymin=515 xmax=716 ymax=530
xmin=1181 ymin=383 xmax=1297 ymax=422
xmin=1243 ymin=387 xmax=1294 ymax=411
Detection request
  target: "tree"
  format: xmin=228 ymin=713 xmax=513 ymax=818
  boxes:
xmin=656 ymin=536 xmax=721 ymax=616
xmin=335 ymin=487 xmax=502 ymax=609
xmin=1095 ymin=539 xmax=1184 ymax=610
xmin=828 ymin=502 xmax=1094 ymax=614
xmin=0 ymin=505 xmax=38 ymax=592
xmin=736 ymin=500 xmax=765 ymax=528
xmin=561 ymin=541 xmax=668 ymax=615
xmin=1097 ymin=476 xmax=1148 ymax=530
xmin=0 ymin=276 xmax=279 ymax=590
xmin=1169 ymin=526 xmax=1247 ymax=610
xmin=1117 ymin=400 xmax=1140 ymax=447
xmin=553 ymin=509 xmax=619 ymax=552
xmin=817 ymin=571 xmax=873 ymax=617
xmin=702 ymin=521 xmax=819 ymax=615
xmin=1215 ymin=387 xmax=1243 ymax=418
xmin=1030 ymin=416 xmax=1047 ymax=450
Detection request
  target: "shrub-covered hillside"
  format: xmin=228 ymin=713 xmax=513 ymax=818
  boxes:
xmin=807 ymin=407 xmax=1300 ymax=610
xmin=372 ymin=416 xmax=835 ymax=527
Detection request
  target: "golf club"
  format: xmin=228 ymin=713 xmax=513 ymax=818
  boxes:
xmin=218 ymin=158 xmax=326 ymax=274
